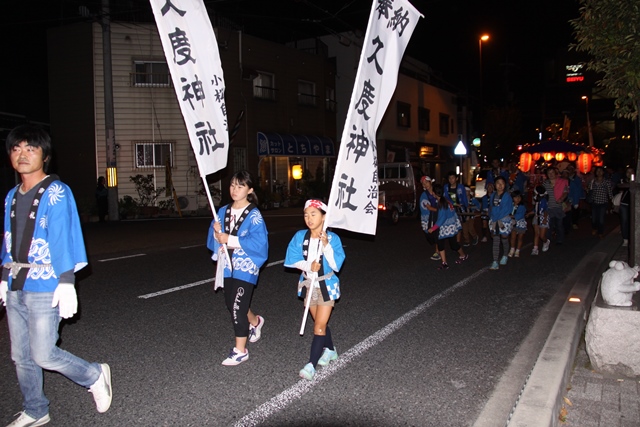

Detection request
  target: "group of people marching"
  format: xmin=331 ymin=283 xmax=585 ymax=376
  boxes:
xmin=0 ymin=125 xmax=346 ymax=427
xmin=419 ymin=158 xmax=634 ymax=271
xmin=1 ymin=124 xmax=635 ymax=426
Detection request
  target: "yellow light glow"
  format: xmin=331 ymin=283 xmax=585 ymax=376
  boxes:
xmin=568 ymin=297 xmax=581 ymax=303
xmin=292 ymin=164 xmax=303 ymax=180
xmin=480 ymin=34 xmax=490 ymax=42
xmin=106 ymin=167 xmax=118 ymax=187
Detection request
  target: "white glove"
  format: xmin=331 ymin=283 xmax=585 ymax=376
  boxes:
xmin=0 ymin=281 xmax=7 ymax=306
xmin=52 ymin=283 xmax=78 ymax=319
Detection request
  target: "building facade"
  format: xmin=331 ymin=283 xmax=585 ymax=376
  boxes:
xmin=47 ymin=21 xmax=337 ymax=215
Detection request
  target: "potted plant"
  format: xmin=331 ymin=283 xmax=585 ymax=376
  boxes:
xmin=129 ymin=174 xmax=165 ymax=218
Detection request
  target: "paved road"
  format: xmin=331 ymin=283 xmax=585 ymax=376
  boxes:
xmin=0 ymin=211 xmax=618 ymax=426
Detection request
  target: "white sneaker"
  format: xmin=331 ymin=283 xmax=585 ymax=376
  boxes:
xmin=221 ymin=347 xmax=249 ymax=366
xmin=542 ymin=240 xmax=551 ymax=252
xmin=248 ymin=315 xmax=265 ymax=343
xmin=88 ymin=363 xmax=112 ymax=413
xmin=508 ymin=248 xmax=515 ymax=258
xmin=7 ymin=412 xmax=50 ymax=427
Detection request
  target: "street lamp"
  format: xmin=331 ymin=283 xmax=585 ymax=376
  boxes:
xmin=581 ymin=95 xmax=594 ymax=147
xmin=479 ymin=34 xmax=490 ymax=104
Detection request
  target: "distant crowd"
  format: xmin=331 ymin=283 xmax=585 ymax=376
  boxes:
xmin=419 ymin=158 xmax=634 ymax=270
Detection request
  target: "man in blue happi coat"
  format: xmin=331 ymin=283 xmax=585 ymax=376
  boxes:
xmin=1 ymin=125 xmax=112 ymax=427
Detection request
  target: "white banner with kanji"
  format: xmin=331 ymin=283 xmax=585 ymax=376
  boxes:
xmin=325 ymin=0 xmax=422 ymax=235
xmin=150 ymin=0 xmax=228 ymax=177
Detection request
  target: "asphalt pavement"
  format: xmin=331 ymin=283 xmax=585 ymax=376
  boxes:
xmin=0 ymin=208 xmax=635 ymax=426
xmin=77 ymin=209 xmax=636 ymax=426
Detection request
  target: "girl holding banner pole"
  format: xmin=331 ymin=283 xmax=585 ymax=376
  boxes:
xmin=285 ymin=200 xmax=346 ymax=380
xmin=207 ymin=171 xmax=269 ymax=366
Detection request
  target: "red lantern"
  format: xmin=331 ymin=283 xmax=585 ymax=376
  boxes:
xmin=519 ymin=152 xmax=533 ymax=173
xmin=543 ymin=152 xmax=554 ymax=162
xmin=577 ymin=152 xmax=593 ymax=174
xmin=555 ymin=152 xmax=565 ymax=162
xmin=567 ymin=152 xmax=578 ymax=162
xmin=532 ymin=152 xmax=541 ymax=161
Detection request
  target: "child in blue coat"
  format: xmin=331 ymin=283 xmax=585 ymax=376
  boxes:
xmin=208 ymin=171 xmax=269 ymax=366
xmin=508 ymin=190 xmax=527 ymax=258
xmin=427 ymin=184 xmax=468 ymax=270
xmin=488 ymin=176 xmax=514 ymax=270
xmin=528 ymin=185 xmax=550 ymax=255
xmin=285 ymin=200 xmax=346 ymax=380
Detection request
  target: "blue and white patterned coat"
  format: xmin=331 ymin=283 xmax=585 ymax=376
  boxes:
xmin=284 ymin=230 xmax=345 ymax=301
xmin=2 ymin=180 xmax=88 ymax=292
xmin=207 ymin=205 xmax=269 ymax=285
xmin=433 ymin=202 xmax=462 ymax=239
xmin=489 ymin=191 xmax=514 ymax=236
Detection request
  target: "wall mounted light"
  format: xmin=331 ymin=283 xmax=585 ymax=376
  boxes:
xmin=292 ymin=164 xmax=303 ymax=180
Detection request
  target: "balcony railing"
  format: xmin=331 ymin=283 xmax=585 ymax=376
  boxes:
xmin=298 ymin=92 xmax=318 ymax=107
xmin=253 ymin=85 xmax=278 ymax=101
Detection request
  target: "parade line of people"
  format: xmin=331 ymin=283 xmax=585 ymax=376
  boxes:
xmin=0 ymin=125 xmax=633 ymax=427
xmin=419 ymin=158 xmax=633 ymax=271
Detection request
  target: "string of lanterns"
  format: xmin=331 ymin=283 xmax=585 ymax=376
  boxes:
xmin=519 ymin=148 xmax=604 ymax=174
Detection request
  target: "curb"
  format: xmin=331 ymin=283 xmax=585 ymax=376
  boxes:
xmin=507 ymin=233 xmax=621 ymax=426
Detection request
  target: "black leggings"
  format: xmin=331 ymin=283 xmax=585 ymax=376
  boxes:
xmin=436 ymin=236 xmax=460 ymax=252
xmin=223 ymin=278 xmax=254 ymax=337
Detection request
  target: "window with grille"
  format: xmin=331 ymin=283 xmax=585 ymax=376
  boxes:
xmin=134 ymin=141 xmax=174 ymax=168
xmin=253 ymin=72 xmax=276 ymax=100
xmin=397 ymin=102 xmax=411 ymax=128
xmin=132 ymin=61 xmax=170 ymax=88
xmin=298 ymin=80 xmax=317 ymax=106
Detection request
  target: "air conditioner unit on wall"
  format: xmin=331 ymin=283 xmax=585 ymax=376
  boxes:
xmin=177 ymin=195 xmax=198 ymax=211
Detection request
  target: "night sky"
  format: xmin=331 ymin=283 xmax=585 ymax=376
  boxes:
xmin=1 ymin=0 xmax=579 ymax=134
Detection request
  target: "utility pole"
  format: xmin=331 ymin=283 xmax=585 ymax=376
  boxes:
xmin=101 ymin=0 xmax=119 ymax=220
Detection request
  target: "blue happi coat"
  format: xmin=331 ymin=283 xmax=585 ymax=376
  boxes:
xmin=2 ymin=180 xmax=88 ymax=292
xmin=207 ymin=205 xmax=269 ymax=285
xmin=433 ymin=202 xmax=462 ymax=239
xmin=489 ymin=191 xmax=514 ymax=236
xmin=284 ymin=229 xmax=345 ymax=301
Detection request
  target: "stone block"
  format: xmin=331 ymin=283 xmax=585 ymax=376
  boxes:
xmin=586 ymin=287 xmax=640 ymax=377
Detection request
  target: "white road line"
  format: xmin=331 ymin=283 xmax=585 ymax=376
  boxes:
xmin=180 ymin=244 xmax=205 ymax=249
xmin=137 ymin=259 xmax=286 ymax=299
xmin=138 ymin=278 xmax=214 ymax=299
xmin=233 ymin=267 xmax=489 ymax=427
xmin=98 ymin=253 xmax=146 ymax=262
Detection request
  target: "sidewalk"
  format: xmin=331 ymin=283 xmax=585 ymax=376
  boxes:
xmin=507 ymin=230 xmax=639 ymax=427
xmin=561 ymin=242 xmax=640 ymax=427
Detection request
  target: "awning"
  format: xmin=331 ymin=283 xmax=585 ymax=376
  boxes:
xmin=257 ymin=132 xmax=336 ymax=157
